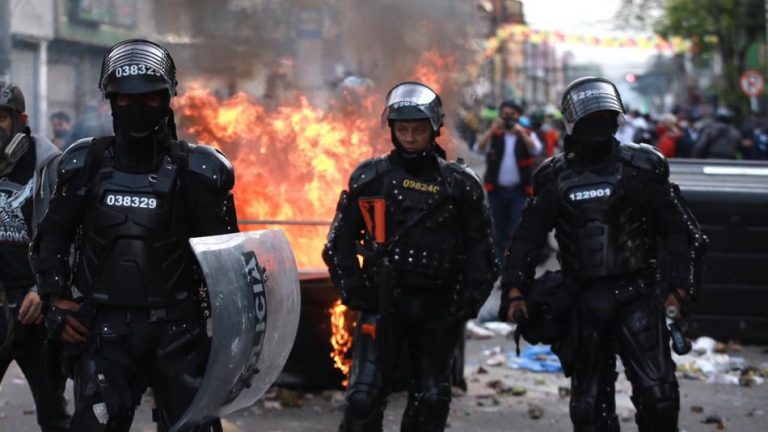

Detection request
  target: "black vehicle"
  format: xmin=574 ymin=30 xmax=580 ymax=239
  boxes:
xmin=669 ymin=159 xmax=768 ymax=343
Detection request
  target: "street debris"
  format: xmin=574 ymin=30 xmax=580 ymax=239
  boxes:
xmin=674 ymin=337 xmax=766 ymax=386
xmin=702 ymin=414 xmax=726 ymax=429
xmin=466 ymin=321 xmax=495 ymax=339
xmin=481 ymin=321 xmax=516 ymax=337
xmin=527 ymin=403 xmax=544 ymax=419
xmin=507 ymin=346 xmax=562 ymax=373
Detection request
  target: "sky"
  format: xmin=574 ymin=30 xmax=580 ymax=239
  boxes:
xmin=520 ymin=0 xmax=666 ymax=81
xmin=522 ymin=0 xmax=623 ymax=34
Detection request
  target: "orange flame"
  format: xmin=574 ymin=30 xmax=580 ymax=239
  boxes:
xmin=409 ymin=50 xmax=457 ymax=94
xmin=175 ymin=87 xmax=386 ymax=269
xmin=329 ymin=299 xmax=354 ymax=386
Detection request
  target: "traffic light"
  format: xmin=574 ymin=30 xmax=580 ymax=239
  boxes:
xmin=624 ymin=73 xmax=637 ymax=84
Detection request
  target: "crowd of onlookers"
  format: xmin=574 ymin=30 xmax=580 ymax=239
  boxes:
xmin=456 ymin=100 xmax=768 ymax=162
xmin=617 ymin=107 xmax=768 ymax=161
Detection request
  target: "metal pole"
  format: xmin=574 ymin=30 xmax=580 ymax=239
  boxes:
xmin=0 ymin=0 xmax=11 ymax=79
xmin=38 ymin=40 xmax=49 ymax=135
xmin=238 ymin=219 xmax=331 ymax=226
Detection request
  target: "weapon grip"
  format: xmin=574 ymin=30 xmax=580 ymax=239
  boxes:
xmin=669 ymin=321 xmax=692 ymax=355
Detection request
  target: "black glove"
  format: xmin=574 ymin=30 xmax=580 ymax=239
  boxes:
xmin=344 ymin=286 xmax=378 ymax=312
xmin=449 ymin=291 xmax=483 ymax=322
xmin=44 ymin=303 xmax=72 ymax=340
xmin=339 ymin=272 xmax=378 ymax=312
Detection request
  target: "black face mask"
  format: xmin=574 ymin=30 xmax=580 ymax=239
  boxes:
xmin=503 ymin=116 xmax=517 ymax=130
xmin=53 ymin=128 xmax=68 ymax=139
xmin=111 ymin=100 xmax=169 ymax=138
xmin=565 ymin=135 xmax=615 ymax=165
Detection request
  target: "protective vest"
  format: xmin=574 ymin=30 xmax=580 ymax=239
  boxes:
xmin=75 ymin=146 xmax=196 ymax=306
xmin=554 ymin=158 xmax=653 ymax=280
xmin=376 ymin=162 xmax=463 ymax=283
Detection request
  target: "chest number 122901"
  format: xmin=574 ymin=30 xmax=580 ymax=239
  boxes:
xmin=569 ymin=187 xmax=612 ymax=201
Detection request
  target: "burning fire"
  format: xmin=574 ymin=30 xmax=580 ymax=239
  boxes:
xmin=174 ymin=49 xmax=457 ymax=269
xmin=175 ymin=89 xmax=385 ymax=269
xmin=329 ymin=299 xmax=354 ymax=386
xmin=409 ymin=50 xmax=457 ymax=94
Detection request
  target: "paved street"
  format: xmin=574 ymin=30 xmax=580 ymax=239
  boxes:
xmin=2 ymin=330 xmax=767 ymax=431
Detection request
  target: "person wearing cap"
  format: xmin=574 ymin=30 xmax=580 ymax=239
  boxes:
xmin=474 ymin=100 xmax=542 ymax=259
xmin=499 ymin=77 xmax=707 ymax=432
xmin=0 ymin=81 xmax=70 ymax=431
xmin=324 ymin=81 xmax=498 ymax=432
xmin=29 ymin=39 xmax=237 ymax=432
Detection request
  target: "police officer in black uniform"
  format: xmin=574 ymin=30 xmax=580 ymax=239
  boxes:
xmin=0 ymin=81 xmax=70 ymax=432
xmin=29 ymin=39 xmax=237 ymax=432
xmin=500 ymin=77 xmax=707 ymax=432
xmin=323 ymin=81 xmax=497 ymax=432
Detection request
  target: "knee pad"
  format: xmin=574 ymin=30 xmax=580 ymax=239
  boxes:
xmin=346 ymin=385 xmax=383 ymax=419
xmin=635 ymin=396 xmax=679 ymax=424
xmin=418 ymin=384 xmax=451 ymax=413
xmin=633 ymin=384 xmax=679 ymax=430
xmin=570 ymin=397 xmax=596 ymax=426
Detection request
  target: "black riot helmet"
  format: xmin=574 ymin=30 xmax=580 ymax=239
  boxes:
xmin=99 ymin=39 xmax=178 ymax=98
xmin=0 ymin=81 xmax=30 ymax=175
xmin=561 ymin=76 xmax=625 ymax=137
xmin=99 ymin=39 xmax=179 ymax=139
xmin=382 ymin=81 xmax=444 ymax=136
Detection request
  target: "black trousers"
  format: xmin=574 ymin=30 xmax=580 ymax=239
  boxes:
xmin=67 ymin=305 xmax=219 ymax=432
xmin=341 ymin=287 xmax=462 ymax=432
xmin=0 ymin=289 xmax=70 ymax=432
xmin=569 ymin=285 xmax=679 ymax=432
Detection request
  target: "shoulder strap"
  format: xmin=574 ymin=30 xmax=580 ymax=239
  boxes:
xmin=170 ymin=140 xmax=190 ymax=170
xmin=82 ymin=137 xmax=112 ymax=187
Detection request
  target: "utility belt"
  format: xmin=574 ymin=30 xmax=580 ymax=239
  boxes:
xmin=94 ymin=297 xmax=200 ymax=326
xmin=388 ymin=243 xmax=463 ymax=283
xmin=572 ymin=269 xmax=655 ymax=303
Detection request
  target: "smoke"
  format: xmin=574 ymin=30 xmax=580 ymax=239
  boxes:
xmin=157 ymin=0 xmax=477 ymax=101
xmin=340 ymin=0 xmax=476 ymax=85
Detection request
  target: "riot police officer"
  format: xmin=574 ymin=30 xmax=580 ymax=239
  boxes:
xmin=323 ymin=81 xmax=497 ymax=432
xmin=0 ymin=81 xmax=70 ymax=431
xmin=29 ymin=39 xmax=238 ymax=431
xmin=500 ymin=76 xmax=707 ymax=432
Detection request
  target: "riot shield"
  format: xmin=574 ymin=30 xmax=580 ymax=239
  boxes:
xmin=170 ymin=229 xmax=301 ymax=431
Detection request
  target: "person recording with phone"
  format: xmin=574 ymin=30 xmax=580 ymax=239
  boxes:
xmin=474 ymin=100 xmax=542 ymax=259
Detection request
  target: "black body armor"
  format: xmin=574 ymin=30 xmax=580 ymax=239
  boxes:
xmin=554 ymin=154 xmax=653 ymax=280
xmin=31 ymin=137 xmax=237 ymax=303
xmin=503 ymin=142 xmax=704 ymax=295
xmin=382 ymin=161 xmax=463 ymax=285
xmin=324 ymin=152 xmax=496 ymax=305
xmin=76 ymin=150 xmax=194 ymax=306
